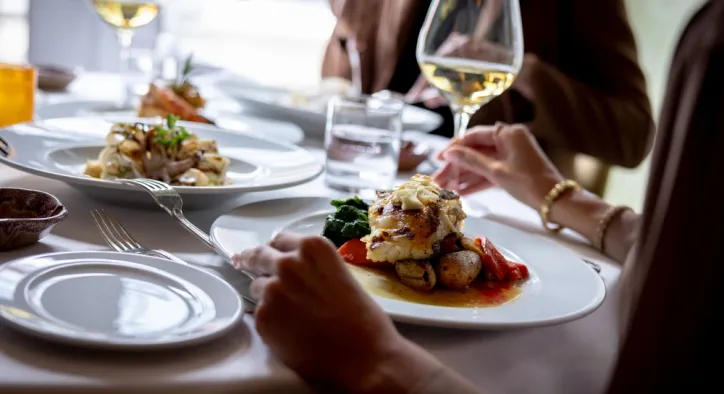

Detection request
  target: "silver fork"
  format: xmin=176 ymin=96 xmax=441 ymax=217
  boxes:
xmin=120 ymin=178 xmax=255 ymax=279
xmin=92 ymin=209 xmax=183 ymax=262
xmin=92 ymin=209 xmax=257 ymax=307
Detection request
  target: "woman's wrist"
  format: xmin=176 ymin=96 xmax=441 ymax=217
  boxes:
xmin=546 ymin=187 xmax=639 ymax=263
xmin=547 ymin=188 xmax=609 ymax=241
xmin=349 ymin=338 xmax=444 ymax=394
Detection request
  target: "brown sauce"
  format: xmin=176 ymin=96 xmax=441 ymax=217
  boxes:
xmin=347 ymin=264 xmax=523 ymax=308
xmin=0 ymin=201 xmax=40 ymax=219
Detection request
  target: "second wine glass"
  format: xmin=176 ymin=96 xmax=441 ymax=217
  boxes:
xmin=417 ymin=0 xmax=524 ymax=193
xmin=91 ymin=0 xmax=162 ymax=110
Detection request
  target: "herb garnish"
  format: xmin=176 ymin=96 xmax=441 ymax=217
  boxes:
xmin=153 ymin=114 xmax=191 ymax=146
xmin=322 ymin=197 xmax=371 ymax=247
xmin=175 ymin=54 xmax=194 ymax=87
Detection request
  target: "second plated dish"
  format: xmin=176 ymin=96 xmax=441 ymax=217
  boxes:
xmin=0 ymin=116 xmax=323 ymax=209
xmin=210 ymin=190 xmax=606 ymax=329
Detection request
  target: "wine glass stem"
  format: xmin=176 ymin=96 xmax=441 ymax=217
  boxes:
xmin=117 ymin=29 xmax=135 ymax=109
xmin=450 ymin=110 xmax=472 ymax=190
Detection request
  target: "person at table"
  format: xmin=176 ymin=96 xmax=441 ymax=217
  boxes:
xmin=234 ymin=0 xmax=722 ymax=392
xmin=322 ymin=0 xmax=654 ymax=196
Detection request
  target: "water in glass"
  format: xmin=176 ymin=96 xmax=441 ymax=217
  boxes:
xmin=325 ymin=96 xmax=403 ymax=199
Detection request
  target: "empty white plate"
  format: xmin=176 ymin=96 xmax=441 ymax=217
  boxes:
xmin=0 ymin=251 xmax=244 ymax=350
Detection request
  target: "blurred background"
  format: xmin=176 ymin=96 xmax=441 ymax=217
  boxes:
xmin=0 ymin=0 xmax=706 ymax=210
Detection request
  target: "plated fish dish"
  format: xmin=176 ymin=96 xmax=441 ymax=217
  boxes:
xmin=322 ymin=175 xmax=530 ymax=306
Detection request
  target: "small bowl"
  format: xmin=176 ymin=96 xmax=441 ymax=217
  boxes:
xmin=399 ymin=139 xmax=433 ymax=172
xmin=35 ymin=64 xmax=80 ymax=92
xmin=0 ymin=188 xmax=68 ymax=252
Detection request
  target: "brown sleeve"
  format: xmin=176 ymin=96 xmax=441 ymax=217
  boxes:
xmin=475 ymin=0 xmax=655 ymax=168
xmin=606 ymin=2 xmax=724 ymax=392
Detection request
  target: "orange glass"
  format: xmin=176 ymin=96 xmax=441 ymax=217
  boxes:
xmin=0 ymin=63 xmax=36 ymax=128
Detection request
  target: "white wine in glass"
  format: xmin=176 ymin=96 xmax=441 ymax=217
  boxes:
xmin=417 ymin=0 xmax=524 ymax=195
xmin=91 ymin=0 xmax=161 ymax=110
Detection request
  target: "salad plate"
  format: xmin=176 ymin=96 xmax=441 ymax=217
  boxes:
xmin=210 ymin=195 xmax=606 ymax=330
xmin=0 ymin=116 xmax=322 ymax=209
xmin=0 ymin=251 xmax=243 ymax=350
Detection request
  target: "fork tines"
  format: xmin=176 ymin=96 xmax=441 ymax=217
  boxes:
xmin=91 ymin=209 xmax=144 ymax=252
xmin=122 ymin=178 xmax=172 ymax=191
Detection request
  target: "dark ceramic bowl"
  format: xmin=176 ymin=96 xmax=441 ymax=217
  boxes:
xmin=399 ymin=139 xmax=433 ymax=172
xmin=0 ymin=188 xmax=68 ymax=252
xmin=35 ymin=64 xmax=80 ymax=92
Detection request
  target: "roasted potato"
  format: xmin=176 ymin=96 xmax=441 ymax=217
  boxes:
xmin=395 ymin=260 xmax=437 ymax=291
xmin=436 ymin=250 xmax=482 ymax=289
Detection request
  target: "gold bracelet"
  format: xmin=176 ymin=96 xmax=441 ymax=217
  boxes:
xmin=594 ymin=205 xmax=630 ymax=251
xmin=539 ymin=179 xmax=582 ymax=233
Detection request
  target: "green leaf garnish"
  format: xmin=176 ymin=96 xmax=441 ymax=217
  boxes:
xmin=175 ymin=55 xmax=194 ymax=86
xmin=152 ymin=115 xmax=191 ymax=146
xmin=182 ymin=55 xmax=193 ymax=78
xmin=166 ymin=113 xmax=179 ymax=129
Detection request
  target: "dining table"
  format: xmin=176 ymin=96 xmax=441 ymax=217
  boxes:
xmin=0 ymin=72 xmax=624 ymax=394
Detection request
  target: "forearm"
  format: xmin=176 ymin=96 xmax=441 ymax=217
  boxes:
xmin=349 ymin=340 xmax=480 ymax=394
xmin=548 ymin=189 xmax=640 ymax=263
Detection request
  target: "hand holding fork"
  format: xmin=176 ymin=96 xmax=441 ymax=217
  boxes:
xmin=120 ymin=178 xmax=256 ymax=280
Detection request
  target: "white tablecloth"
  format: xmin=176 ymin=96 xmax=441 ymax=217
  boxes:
xmin=0 ymin=73 xmax=623 ymax=394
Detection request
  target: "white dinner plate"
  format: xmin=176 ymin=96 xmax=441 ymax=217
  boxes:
xmin=36 ymin=100 xmax=305 ymax=145
xmin=0 ymin=251 xmax=243 ymax=350
xmin=210 ymin=197 xmax=606 ymax=330
xmin=216 ymin=82 xmax=444 ymax=137
xmin=0 ymin=116 xmax=322 ymax=209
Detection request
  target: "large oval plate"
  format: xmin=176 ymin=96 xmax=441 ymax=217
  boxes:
xmin=0 ymin=251 xmax=243 ymax=350
xmin=216 ymin=83 xmax=444 ymax=137
xmin=0 ymin=116 xmax=323 ymax=209
xmin=210 ymin=197 xmax=606 ymax=330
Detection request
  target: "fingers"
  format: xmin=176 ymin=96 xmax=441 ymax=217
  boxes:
xmin=444 ymin=145 xmax=497 ymax=179
xmin=250 ymin=275 xmax=275 ymax=300
xmin=405 ymin=76 xmax=430 ymax=102
xmin=458 ymin=122 xmax=506 ymax=147
xmin=495 ymin=123 xmax=536 ymax=152
xmin=269 ymin=231 xmax=306 ymax=252
xmin=233 ymin=245 xmax=286 ymax=276
xmin=458 ymin=180 xmax=494 ymax=196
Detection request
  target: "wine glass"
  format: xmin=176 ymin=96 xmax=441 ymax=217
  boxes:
xmin=416 ymin=0 xmax=524 ymax=198
xmin=90 ymin=0 xmax=163 ymax=110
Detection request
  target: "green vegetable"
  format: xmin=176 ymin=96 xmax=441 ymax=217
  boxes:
xmin=175 ymin=54 xmax=194 ymax=87
xmin=153 ymin=114 xmax=191 ymax=146
xmin=322 ymin=197 xmax=371 ymax=247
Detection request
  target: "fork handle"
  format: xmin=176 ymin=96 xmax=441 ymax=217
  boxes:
xmin=171 ymin=209 xmax=255 ymax=279
xmin=172 ymin=209 xmax=216 ymax=250
xmin=149 ymin=249 xmax=190 ymax=265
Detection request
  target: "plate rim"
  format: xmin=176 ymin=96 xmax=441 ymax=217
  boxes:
xmin=0 ymin=250 xmax=245 ymax=350
xmin=0 ymin=116 xmax=324 ymax=194
xmin=35 ymin=101 xmax=307 ymax=145
xmin=210 ymin=196 xmax=607 ymax=330
xmin=217 ymin=84 xmax=444 ymax=131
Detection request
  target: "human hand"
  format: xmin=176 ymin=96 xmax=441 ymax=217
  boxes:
xmin=406 ymin=79 xmax=448 ymax=109
xmin=233 ymin=233 xmax=442 ymax=392
xmin=432 ymin=123 xmax=563 ymax=209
